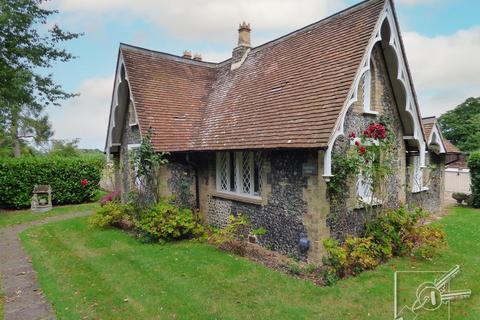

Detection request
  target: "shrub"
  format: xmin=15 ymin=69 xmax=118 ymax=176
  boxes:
xmin=206 ymin=214 xmax=250 ymax=255
xmin=344 ymin=236 xmax=383 ymax=274
xmin=208 ymin=214 xmax=250 ymax=245
xmin=89 ymin=202 xmax=131 ymax=228
xmin=468 ymin=151 xmax=480 ymax=208
xmin=0 ymin=155 xmax=104 ymax=208
xmin=251 ymin=227 xmax=267 ymax=236
xmin=100 ymin=190 xmax=121 ymax=206
xmin=322 ymin=207 xmax=445 ymax=285
xmin=322 ymin=239 xmax=347 ymax=274
xmin=135 ymin=201 xmax=202 ymax=241
xmin=322 ymin=237 xmax=382 ymax=283
xmin=411 ymin=225 xmax=447 ymax=260
xmin=288 ymin=262 xmax=302 ymax=275
xmin=365 ymin=206 xmax=427 ymax=257
xmin=452 ymin=192 xmax=468 ymax=204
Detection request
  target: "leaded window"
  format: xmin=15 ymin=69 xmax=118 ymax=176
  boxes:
xmin=356 ymin=173 xmax=373 ymax=203
xmin=362 ymin=59 xmax=376 ymax=113
xmin=216 ymin=151 xmax=262 ymax=197
xmin=128 ymin=101 xmax=138 ymax=126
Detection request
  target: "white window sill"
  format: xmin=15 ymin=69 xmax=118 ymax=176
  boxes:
xmin=412 ymin=187 xmax=429 ymax=194
xmin=129 ymin=122 xmax=139 ymax=127
xmin=363 ymin=110 xmax=379 ymax=116
xmin=213 ymin=191 xmax=262 ymax=205
xmin=355 ymin=197 xmax=382 ymax=209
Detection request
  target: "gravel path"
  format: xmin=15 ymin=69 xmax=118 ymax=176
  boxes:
xmin=0 ymin=211 xmax=92 ymax=320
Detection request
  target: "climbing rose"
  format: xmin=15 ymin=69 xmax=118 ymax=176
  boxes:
xmin=358 ymin=146 xmax=366 ymax=155
xmin=349 ymin=132 xmax=356 ymax=139
xmin=81 ymin=179 xmax=88 ymax=186
xmin=363 ymin=123 xmax=387 ymax=140
xmin=355 ymin=140 xmax=361 ymax=146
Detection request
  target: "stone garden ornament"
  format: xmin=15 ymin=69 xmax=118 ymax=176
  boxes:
xmin=31 ymin=185 xmax=53 ymax=212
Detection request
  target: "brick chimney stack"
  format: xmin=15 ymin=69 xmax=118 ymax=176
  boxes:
xmin=182 ymin=50 xmax=192 ymax=59
xmin=231 ymin=22 xmax=251 ymax=69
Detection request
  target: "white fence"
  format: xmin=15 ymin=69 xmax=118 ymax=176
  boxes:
xmin=445 ymin=168 xmax=471 ymax=193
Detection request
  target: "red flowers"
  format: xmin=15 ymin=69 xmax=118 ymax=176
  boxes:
xmin=349 ymin=132 xmax=356 ymax=139
xmin=358 ymin=146 xmax=366 ymax=155
xmin=355 ymin=140 xmax=360 ymax=146
xmin=100 ymin=190 xmax=121 ymax=206
xmin=363 ymin=123 xmax=387 ymax=140
xmin=81 ymin=179 xmax=88 ymax=187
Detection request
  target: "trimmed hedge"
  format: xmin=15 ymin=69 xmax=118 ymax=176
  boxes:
xmin=468 ymin=151 xmax=480 ymax=208
xmin=0 ymin=156 xmax=105 ymax=208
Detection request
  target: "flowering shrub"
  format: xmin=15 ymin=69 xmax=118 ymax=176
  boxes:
xmin=81 ymin=179 xmax=88 ymax=187
xmin=100 ymin=190 xmax=121 ymax=206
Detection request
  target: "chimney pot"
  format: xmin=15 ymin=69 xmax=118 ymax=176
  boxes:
xmin=193 ymin=53 xmax=202 ymax=61
xmin=182 ymin=50 xmax=192 ymax=59
xmin=237 ymin=21 xmax=251 ymax=47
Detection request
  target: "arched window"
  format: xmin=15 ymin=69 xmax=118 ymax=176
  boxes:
xmin=128 ymin=101 xmax=138 ymax=126
xmin=362 ymin=59 xmax=377 ymax=114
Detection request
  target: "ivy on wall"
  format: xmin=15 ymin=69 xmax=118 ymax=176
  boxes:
xmin=131 ymin=129 xmax=169 ymax=208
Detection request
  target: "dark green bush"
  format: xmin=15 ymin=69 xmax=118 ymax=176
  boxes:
xmin=452 ymin=192 xmax=468 ymax=204
xmin=0 ymin=155 xmax=104 ymax=208
xmin=135 ymin=201 xmax=203 ymax=241
xmin=468 ymin=151 xmax=480 ymax=208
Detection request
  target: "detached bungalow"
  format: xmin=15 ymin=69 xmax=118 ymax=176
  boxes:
xmin=105 ymin=0 xmax=447 ymax=262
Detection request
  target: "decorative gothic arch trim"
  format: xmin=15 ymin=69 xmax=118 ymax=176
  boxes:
xmin=428 ymin=123 xmax=446 ymax=154
xmin=105 ymin=52 xmax=141 ymax=154
xmin=323 ymin=0 xmax=426 ymax=179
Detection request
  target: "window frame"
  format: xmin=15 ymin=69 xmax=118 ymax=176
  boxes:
xmin=127 ymin=144 xmax=143 ymax=190
xmin=128 ymin=101 xmax=138 ymax=127
xmin=216 ymin=151 xmax=262 ymax=199
xmin=412 ymin=155 xmax=424 ymax=193
xmin=362 ymin=59 xmax=379 ymax=115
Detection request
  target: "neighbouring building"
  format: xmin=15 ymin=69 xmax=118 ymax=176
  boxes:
xmin=105 ymin=0 xmax=447 ymax=262
xmin=442 ymin=134 xmax=470 ymax=194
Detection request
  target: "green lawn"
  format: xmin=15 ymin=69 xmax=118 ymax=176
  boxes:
xmin=0 ymin=202 xmax=98 ymax=229
xmin=19 ymin=206 xmax=480 ymax=319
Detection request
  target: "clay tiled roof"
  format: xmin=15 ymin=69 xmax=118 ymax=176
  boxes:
xmin=121 ymin=48 xmax=217 ymax=151
xmin=422 ymin=116 xmax=436 ymax=141
xmin=445 ymin=140 xmax=461 ymax=154
xmin=121 ymin=0 xmax=386 ymax=152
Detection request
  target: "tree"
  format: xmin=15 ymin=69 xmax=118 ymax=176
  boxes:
xmin=48 ymin=138 xmax=80 ymax=157
xmin=0 ymin=0 xmax=81 ymax=157
xmin=438 ymin=97 xmax=480 ymax=152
